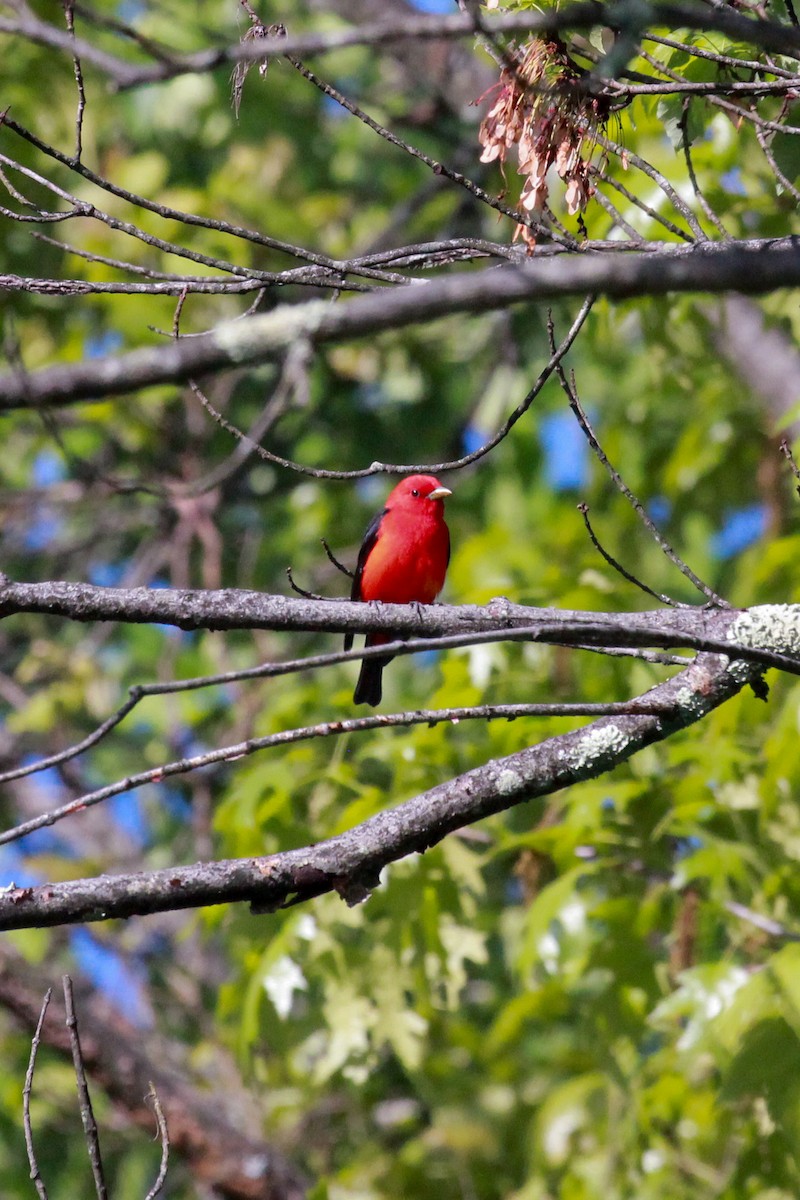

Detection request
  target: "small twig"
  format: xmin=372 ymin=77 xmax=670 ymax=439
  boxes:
xmin=643 ymin=32 xmax=797 ymax=78
xmin=678 ymin=98 xmax=730 ymax=240
xmin=172 ymin=363 xmax=295 ymax=500
xmin=0 ymin=693 xmax=142 ymax=786
xmin=63 ymin=0 xmax=86 ymax=165
xmin=578 ymin=502 xmax=679 ymax=606
xmin=594 ymin=130 xmax=705 ymax=240
xmin=706 ymin=94 xmax=800 ymax=137
xmin=575 ymin=643 xmax=690 ymax=666
xmin=321 ymin=538 xmax=355 ymax=578
xmin=3 ymin=113 xmax=403 ymax=273
xmin=144 ymin=1084 xmax=170 ymax=1200
xmin=283 ymin=54 xmax=571 ymax=250
xmin=756 ymin=120 xmax=800 ymax=203
xmin=30 ymin=230 xmax=247 ymax=281
xmin=23 ymin=989 xmax=52 ymax=1200
xmin=286 ymin=566 xmax=330 ymax=601
xmin=171 ymin=286 xmax=189 ymax=339
xmin=591 ymin=186 xmax=646 ymax=242
xmin=192 ymin=297 xmax=595 ymax=479
xmin=780 ymin=437 xmax=800 ymax=498
xmin=590 ymin=165 xmax=694 ymax=242
xmin=63 ymin=975 xmax=108 ymax=1200
xmin=547 ymin=316 xmax=729 ymax=607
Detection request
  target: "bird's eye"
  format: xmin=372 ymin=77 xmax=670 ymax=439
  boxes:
xmin=411 ymin=488 xmax=420 ymax=497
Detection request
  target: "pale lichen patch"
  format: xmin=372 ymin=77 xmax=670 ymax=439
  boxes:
xmin=496 ymin=768 xmax=523 ymax=795
xmin=215 ymin=301 xmax=329 ymax=364
xmin=729 ymin=605 xmax=800 ymax=657
xmin=568 ymin=722 xmax=628 ymax=771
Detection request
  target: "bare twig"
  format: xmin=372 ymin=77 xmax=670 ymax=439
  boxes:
xmin=191 ymin=297 xmax=594 ymax=479
xmin=548 ymin=316 xmax=729 ymax=606
xmin=283 ymin=55 xmax=570 ymax=249
xmin=594 ymin=131 xmax=706 ymax=240
xmin=1 ymin=115 xmax=409 ymax=277
xmin=285 ymin=567 xmax=329 ymax=601
xmin=591 ymin=186 xmax=646 ymax=242
xmin=780 ymin=437 xmax=800 ymax=497
xmin=610 ymin=77 xmax=800 ymax=97
xmin=321 ymin=537 xmax=355 ymax=579
xmin=578 ymin=502 xmax=679 ymax=605
xmin=591 ymin=166 xmax=695 ymax=242
xmin=144 ymin=1085 xmax=170 ymax=1200
xmin=756 ymin=121 xmax=800 ymax=203
xmin=23 ymin=989 xmax=52 ymax=1200
xmin=63 ymin=976 xmax=108 ymax=1200
xmin=63 ymin=0 xmax=86 ymax=165
xmin=679 ymin=99 xmax=730 ymax=240
xmin=643 ymin=32 xmax=797 ymax=78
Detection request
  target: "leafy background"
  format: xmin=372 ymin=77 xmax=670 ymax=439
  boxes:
xmin=1 ymin=0 xmax=800 ymax=1196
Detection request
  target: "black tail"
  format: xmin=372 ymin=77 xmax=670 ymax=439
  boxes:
xmin=353 ymin=656 xmax=389 ymax=706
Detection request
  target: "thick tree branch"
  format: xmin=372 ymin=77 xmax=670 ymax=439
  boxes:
xmin=1 ymin=241 xmax=798 ymax=410
xmin=0 ymin=645 xmax=776 ymax=931
xmin=7 ymin=2 xmax=800 ymax=90
xmin=0 ymin=580 xmax=797 ymax=674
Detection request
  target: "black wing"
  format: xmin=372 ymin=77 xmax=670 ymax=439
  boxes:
xmin=343 ymin=506 xmax=386 ymax=650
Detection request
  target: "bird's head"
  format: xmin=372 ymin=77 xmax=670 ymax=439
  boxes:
xmin=388 ymin=474 xmax=452 ymax=511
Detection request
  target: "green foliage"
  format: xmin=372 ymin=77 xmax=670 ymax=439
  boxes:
xmin=1 ymin=1 xmax=800 ymax=1197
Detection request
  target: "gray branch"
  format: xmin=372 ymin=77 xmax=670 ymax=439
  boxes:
xmin=0 ymin=578 xmax=798 ymax=668
xmin=0 ymin=646 xmax=776 ymax=931
xmin=0 ymin=579 xmax=795 ymax=931
xmin=5 ymin=2 xmax=800 ymax=90
xmin=1 ymin=240 xmax=799 ymax=410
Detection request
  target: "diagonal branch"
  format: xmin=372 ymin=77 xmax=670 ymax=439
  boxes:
xmin=2 ymin=241 xmax=800 ymax=410
xmin=0 ymin=647 xmax=774 ymax=932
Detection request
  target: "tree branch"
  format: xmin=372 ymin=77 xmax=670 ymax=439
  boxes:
xmin=1 ymin=241 xmax=800 ymax=410
xmin=8 ymin=2 xmax=800 ymax=90
xmin=0 ymin=645 xmax=775 ymax=931
xmin=0 ymin=580 xmax=796 ymax=671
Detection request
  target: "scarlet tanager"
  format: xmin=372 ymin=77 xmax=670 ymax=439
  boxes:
xmin=345 ymin=474 xmax=452 ymax=706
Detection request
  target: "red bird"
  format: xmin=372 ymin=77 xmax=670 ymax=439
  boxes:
xmin=345 ymin=474 xmax=451 ymax=706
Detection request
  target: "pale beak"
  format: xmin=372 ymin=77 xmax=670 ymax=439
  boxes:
xmin=426 ymin=486 xmax=452 ymax=501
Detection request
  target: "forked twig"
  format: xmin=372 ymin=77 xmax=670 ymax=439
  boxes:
xmin=63 ymin=0 xmax=86 ymax=165
xmin=192 ymin=298 xmax=595 ymax=479
xmin=678 ymin=99 xmax=730 ymax=240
